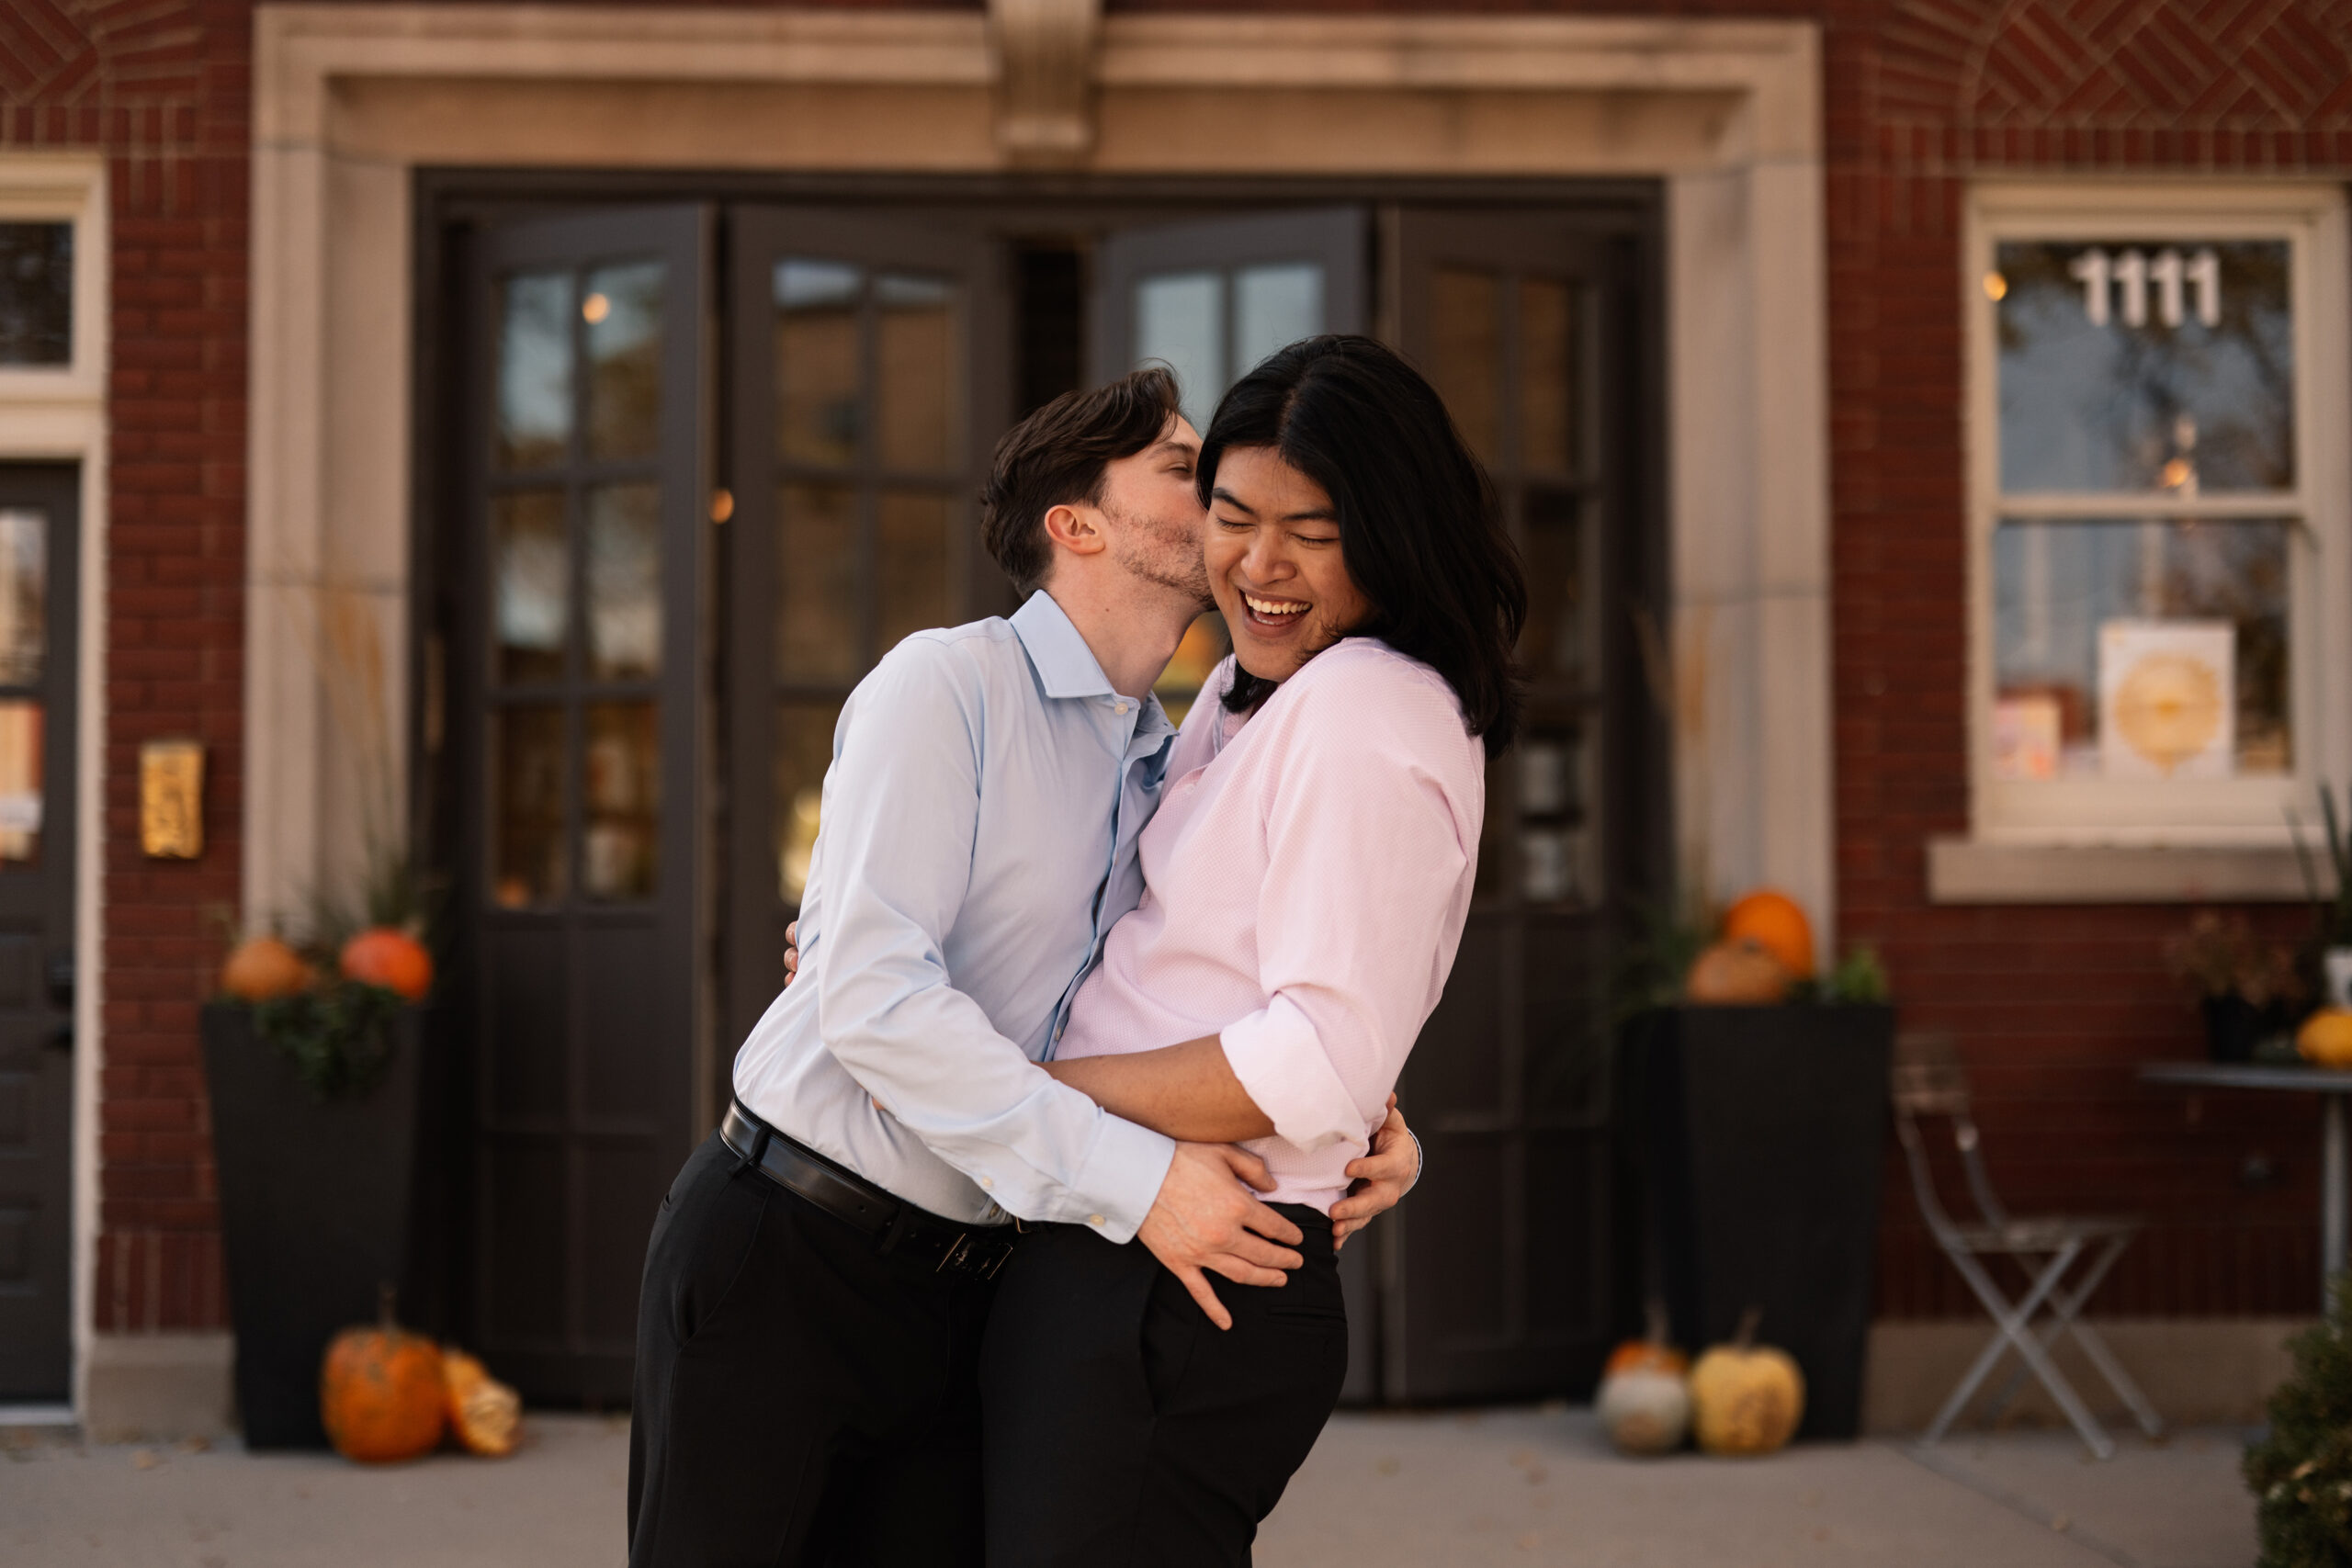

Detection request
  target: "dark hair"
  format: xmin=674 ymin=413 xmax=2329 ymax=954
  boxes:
xmin=1199 ymin=335 xmax=1525 ymax=756
xmin=979 ymin=367 xmax=1183 ymax=593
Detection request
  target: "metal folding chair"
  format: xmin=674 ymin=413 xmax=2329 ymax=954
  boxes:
xmin=1892 ymin=1032 xmax=2165 ymax=1460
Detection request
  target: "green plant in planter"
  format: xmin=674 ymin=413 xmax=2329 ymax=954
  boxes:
xmin=1613 ymin=898 xmax=1894 ymax=1012
xmin=1612 ymin=896 xmax=1715 ymax=1020
xmin=2246 ymin=1272 xmax=2352 ymax=1566
xmin=249 ymin=979 xmax=407 ymax=1100
xmin=1815 ymin=945 xmax=1891 ymax=1005
xmin=218 ymin=828 xmax=441 ymax=1102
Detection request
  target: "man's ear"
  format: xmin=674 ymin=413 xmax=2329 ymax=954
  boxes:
xmin=1040 ymin=501 xmax=1108 ymax=562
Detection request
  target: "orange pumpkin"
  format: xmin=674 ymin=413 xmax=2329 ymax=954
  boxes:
xmin=220 ymin=935 xmax=312 ymax=1002
xmin=1603 ymin=1303 xmax=1689 ymax=1378
xmin=340 ymin=927 xmax=434 ymax=1002
xmin=1721 ymin=890 xmax=1815 ymax=980
xmin=1684 ymin=939 xmax=1791 ymax=1005
xmin=441 ymin=1348 xmax=522 ymax=1457
xmin=322 ymin=1292 xmax=445 ymax=1463
xmin=1604 ymin=1339 xmax=1690 ymax=1378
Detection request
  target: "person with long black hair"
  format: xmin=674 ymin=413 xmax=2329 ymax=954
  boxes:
xmin=980 ymin=334 xmax=1526 ymax=1565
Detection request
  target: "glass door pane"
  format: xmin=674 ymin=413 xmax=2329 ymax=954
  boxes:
xmin=0 ymin=505 xmax=49 ymax=870
xmin=1093 ymin=209 xmax=1368 ymax=427
xmin=1136 ymin=272 xmax=1225 ymax=431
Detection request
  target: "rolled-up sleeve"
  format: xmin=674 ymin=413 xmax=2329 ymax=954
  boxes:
xmin=1217 ymin=672 xmax=1480 ymax=1154
xmin=813 ymin=641 xmax=1174 ymax=1240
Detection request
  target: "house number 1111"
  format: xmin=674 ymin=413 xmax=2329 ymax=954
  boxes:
xmin=2065 ymin=247 xmax=2222 ymax=330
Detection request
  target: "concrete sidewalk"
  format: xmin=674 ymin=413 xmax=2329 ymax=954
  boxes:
xmin=3 ymin=1407 xmax=2256 ymax=1567
xmin=1258 ymin=1409 xmax=2254 ymax=1568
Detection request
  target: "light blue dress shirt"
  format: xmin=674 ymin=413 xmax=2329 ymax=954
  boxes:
xmin=731 ymin=591 xmax=1181 ymax=1242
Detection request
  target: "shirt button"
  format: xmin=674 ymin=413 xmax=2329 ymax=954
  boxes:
xmin=979 ymin=1177 xmax=994 ymax=1190
xmin=1115 ymin=701 xmax=1130 ymax=715
xmin=1055 ymin=1019 xmax=1067 ymax=1041
xmin=1088 ymin=1214 xmax=1105 ymax=1227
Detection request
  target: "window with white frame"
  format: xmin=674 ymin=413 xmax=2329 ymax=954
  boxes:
xmin=1969 ymin=184 xmax=2350 ymax=844
xmin=0 ymin=158 xmax=104 ymax=405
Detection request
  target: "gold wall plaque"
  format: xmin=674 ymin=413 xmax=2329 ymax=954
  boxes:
xmin=140 ymin=739 xmax=205 ymax=859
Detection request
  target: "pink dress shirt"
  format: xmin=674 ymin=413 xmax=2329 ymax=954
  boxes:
xmin=1056 ymin=639 xmax=1487 ymax=1213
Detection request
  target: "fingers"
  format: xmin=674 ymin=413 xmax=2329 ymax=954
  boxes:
xmin=1328 ymin=1186 xmax=1387 ymax=1225
xmin=1200 ymin=1252 xmax=1290 ymax=1292
xmin=1174 ymin=1264 xmax=1234 ymax=1331
xmin=786 ymin=920 xmax=799 ymax=946
xmin=1345 ymin=1145 xmax=1414 ymax=1182
xmin=1332 ymin=1220 xmax=1359 ymax=1250
xmin=1240 ymin=1197 xmax=1305 ymax=1248
xmin=1387 ymin=1091 xmax=1399 ymax=1112
xmin=1225 ymin=1232 xmax=1305 ymax=1273
xmin=1220 ymin=1146 xmax=1277 ymax=1192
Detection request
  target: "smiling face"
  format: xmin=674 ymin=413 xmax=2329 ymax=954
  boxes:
xmin=1205 ymin=445 xmax=1374 ymax=684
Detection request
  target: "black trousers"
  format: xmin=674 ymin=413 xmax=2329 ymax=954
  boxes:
xmin=628 ymin=1132 xmax=999 ymax=1568
xmin=978 ymin=1204 xmax=1348 ymax=1567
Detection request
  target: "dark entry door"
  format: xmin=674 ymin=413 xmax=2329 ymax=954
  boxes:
xmin=1087 ymin=205 xmax=1660 ymax=1403
xmin=1379 ymin=211 xmax=1660 ymax=1402
xmin=722 ymin=209 xmax=1007 ymax=1062
xmin=456 ymin=207 xmax=710 ymax=1404
xmin=0 ymin=463 xmax=74 ymax=1403
xmin=1087 ymin=203 xmax=1385 ymax=1392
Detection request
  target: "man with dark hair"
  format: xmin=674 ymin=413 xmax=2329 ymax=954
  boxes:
xmin=626 ymin=368 xmax=1419 ymax=1568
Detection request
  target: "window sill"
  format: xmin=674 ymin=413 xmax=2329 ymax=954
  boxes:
xmin=1926 ymin=838 xmax=2314 ymax=905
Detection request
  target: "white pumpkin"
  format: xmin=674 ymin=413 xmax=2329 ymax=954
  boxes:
xmin=1597 ymin=1366 xmax=1691 ymax=1456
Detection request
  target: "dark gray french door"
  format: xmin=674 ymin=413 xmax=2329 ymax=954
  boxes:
xmin=1088 ymin=206 xmax=1384 ymax=1393
xmin=1381 ymin=213 xmax=1657 ymax=1402
xmin=1093 ymin=208 xmax=1661 ymax=1403
xmin=0 ymin=463 xmax=74 ymax=1403
xmin=454 ymin=208 xmax=709 ymax=1404
xmin=721 ymin=208 xmax=1008 ymax=1075
xmin=434 ymin=188 xmax=1657 ymax=1410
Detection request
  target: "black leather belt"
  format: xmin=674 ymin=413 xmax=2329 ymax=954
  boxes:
xmin=720 ymin=1100 xmax=1016 ymax=1280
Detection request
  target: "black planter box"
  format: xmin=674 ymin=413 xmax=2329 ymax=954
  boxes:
xmin=2200 ymin=995 xmax=2289 ymax=1063
xmin=1635 ymin=1003 xmax=1894 ymax=1441
xmin=199 ymin=1000 xmax=424 ymax=1449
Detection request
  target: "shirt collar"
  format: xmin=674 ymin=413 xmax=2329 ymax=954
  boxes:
xmin=1012 ymin=589 xmax=1118 ymax=701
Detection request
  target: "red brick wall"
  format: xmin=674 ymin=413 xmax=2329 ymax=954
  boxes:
xmin=1819 ymin=0 xmax=2351 ymax=1319
xmin=13 ymin=0 xmax=2352 ymax=1343
xmin=3 ymin=0 xmax=250 ymax=1334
